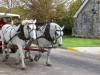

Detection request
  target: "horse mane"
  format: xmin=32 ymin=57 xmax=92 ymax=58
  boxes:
xmin=21 ymin=19 xmax=33 ymax=25
xmin=50 ymin=22 xmax=61 ymax=28
xmin=21 ymin=19 xmax=36 ymax=25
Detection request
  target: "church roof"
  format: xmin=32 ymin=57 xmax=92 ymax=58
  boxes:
xmin=73 ymin=0 xmax=89 ymax=18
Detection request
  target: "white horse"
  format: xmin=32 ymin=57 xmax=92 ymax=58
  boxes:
xmin=25 ymin=22 xmax=64 ymax=66
xmin=1 ymin=19 xmax=36 ymax=69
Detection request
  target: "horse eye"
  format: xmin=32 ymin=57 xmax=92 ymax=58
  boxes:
xmin=27 ymin=26 xmax=30 ymax=29
xmin=55 ymin=32 xmax=59 ymax=35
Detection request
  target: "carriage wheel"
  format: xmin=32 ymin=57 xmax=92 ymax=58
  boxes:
xmin=11 ymin=48 xmax=17 ymax=53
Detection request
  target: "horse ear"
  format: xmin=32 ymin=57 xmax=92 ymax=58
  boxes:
xmin=61 ymin=26 xmax=64 ymax=30
xmin=33 ymin=19 xmax=36 ymax=23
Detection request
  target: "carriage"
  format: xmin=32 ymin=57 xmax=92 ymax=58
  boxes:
xmin=0 ymin=12 xmax=47 ymax=53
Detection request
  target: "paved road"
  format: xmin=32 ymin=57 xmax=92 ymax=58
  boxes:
xmin=0 ymin=49 xmax=100 ymax=75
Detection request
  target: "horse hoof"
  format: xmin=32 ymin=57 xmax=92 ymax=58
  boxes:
xmin=25 ymin=56 xmax=29 ymax=59
xmin=6 ymin=55 xmax=9 ymax=59
xmin=34 ymin=55 xmax=39 ymax=62
xmin=21 ymin=67 xmax=26 ymax=70
xmin=3 ymin=59 xmax=7 ymax=62
xmin=34 ymin=58 xmax=38 ymax=62
xmin=21 ymin=68 xmax=26 ymax=70
xmin=3 ymin=57 xmax=7 ymax=62
xmin=15 ymin=62 xmax=19 ymax=65
xmin=21 ymin=65 xmax=26 ymax=70
xmin=46 ymin=63 xmax=52 ymax=67
xmin=29 ymin=58 xmax=34 ymax=62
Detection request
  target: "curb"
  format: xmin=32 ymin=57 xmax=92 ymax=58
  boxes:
xmin=67 ymin=47 xmax=80 ymax=52
xmin=96 ymin=54 xmax=100 ymax=56
xmin=67 ymin=47 xmax=100 ymax=56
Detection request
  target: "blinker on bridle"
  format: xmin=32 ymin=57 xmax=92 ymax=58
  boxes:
xmin=55 ymin=26 xmax=63 ymax=40
xmin=27 ymin=23 xmax=36 ymax=39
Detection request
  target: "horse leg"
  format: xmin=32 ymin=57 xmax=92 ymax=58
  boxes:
xmin=15 ymin=53 xmax=20 ymax=65
xmin=46 ymin=48 xmax=52 ymax=66
xmin=18 ymin=45 xmax=26 ymax=70
xmin=2 ymin=43 xmax=6 ymax=61
xmin=34 ymin=52 xmax=42 ymax=62
xmin=28 ymin=51 xmax=34 ymax=62
xmin=1 ymin=37 xmax=7 ymax=62
xmin=24 ymin=50 xmax=34 ymax=62
xmin=24 ymin=51 xmax=29 ymax=59
xmin=5 ymin=44 xmax=10 ymax=60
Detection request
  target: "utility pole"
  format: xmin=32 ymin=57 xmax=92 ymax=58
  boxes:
xmin=10 ymin=0 xmax=12 ymax=13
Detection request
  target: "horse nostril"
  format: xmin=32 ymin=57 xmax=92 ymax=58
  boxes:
xmin=34 ymin=37 xmax=36 ymax=40
xmin=58 ymin=44 xmax=62 ymax=47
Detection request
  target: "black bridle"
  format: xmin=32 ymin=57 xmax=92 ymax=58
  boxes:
xmin=54 ymin=25 xmax=63 ymax=44
xmin=27 ymin=23 xmax=36 ymax=40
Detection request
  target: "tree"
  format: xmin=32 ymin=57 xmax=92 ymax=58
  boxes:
xmin=20 ymin=0 xmax=67 ymax=23
xmin=65 ymin=0 xmax=82 ymax=34
xmin=54 ymin=1 xmax=67 ymax=26
xmin=12 ymin=6 xmax=28 ymax=19
xmin=0 ymin=7 xmax=8 ymax=12
xmin=24 ymin=0 xmax=55 ymax=23
xmin=1 ymin=0 xmax=19 ymax=13
xmin=67 ymin=0 xmax=82 ymax=27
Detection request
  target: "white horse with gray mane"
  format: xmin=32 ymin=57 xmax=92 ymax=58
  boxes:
xmin=25 ymin=22 xmax=64 ymax=66
xmin=1 ymin=19 xmax=36 ymax=69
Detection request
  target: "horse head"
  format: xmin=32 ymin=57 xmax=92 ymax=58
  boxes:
xmin=50 ymin=23 xmax=64 ymax=47
xmin=21 ymin=19 xmax=37 ymax=40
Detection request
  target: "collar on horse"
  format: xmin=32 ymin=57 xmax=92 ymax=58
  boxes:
xmin=17 ymin=25 xmax=30 ymax=41
xmin=44 ymin=24 xmax=54 ymax=42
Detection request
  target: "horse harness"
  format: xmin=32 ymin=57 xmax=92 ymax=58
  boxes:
xmin=36 ymin=23 xmax=63 ymax=45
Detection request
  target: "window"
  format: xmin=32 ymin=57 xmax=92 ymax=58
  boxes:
xmin=82 ymin=13 xmax=88 ymax=27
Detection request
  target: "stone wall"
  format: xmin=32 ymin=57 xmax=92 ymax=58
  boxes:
xmin=73 ymin=0 xmax=100 ymax=38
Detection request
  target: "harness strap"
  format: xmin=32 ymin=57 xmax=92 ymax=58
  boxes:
xmin=3 ymin=26 xmax=11 ymax=34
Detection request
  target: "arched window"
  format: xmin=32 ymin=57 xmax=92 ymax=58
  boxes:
xmin=82 ymin=13 xmax=88 ymax=27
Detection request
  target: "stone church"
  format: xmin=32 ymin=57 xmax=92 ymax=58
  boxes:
xmin=72 ymin=0 xmax=100 ymax=38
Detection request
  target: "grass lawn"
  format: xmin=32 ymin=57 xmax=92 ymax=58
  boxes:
xmin=63 ymin=36 xmax=100 ymax=47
